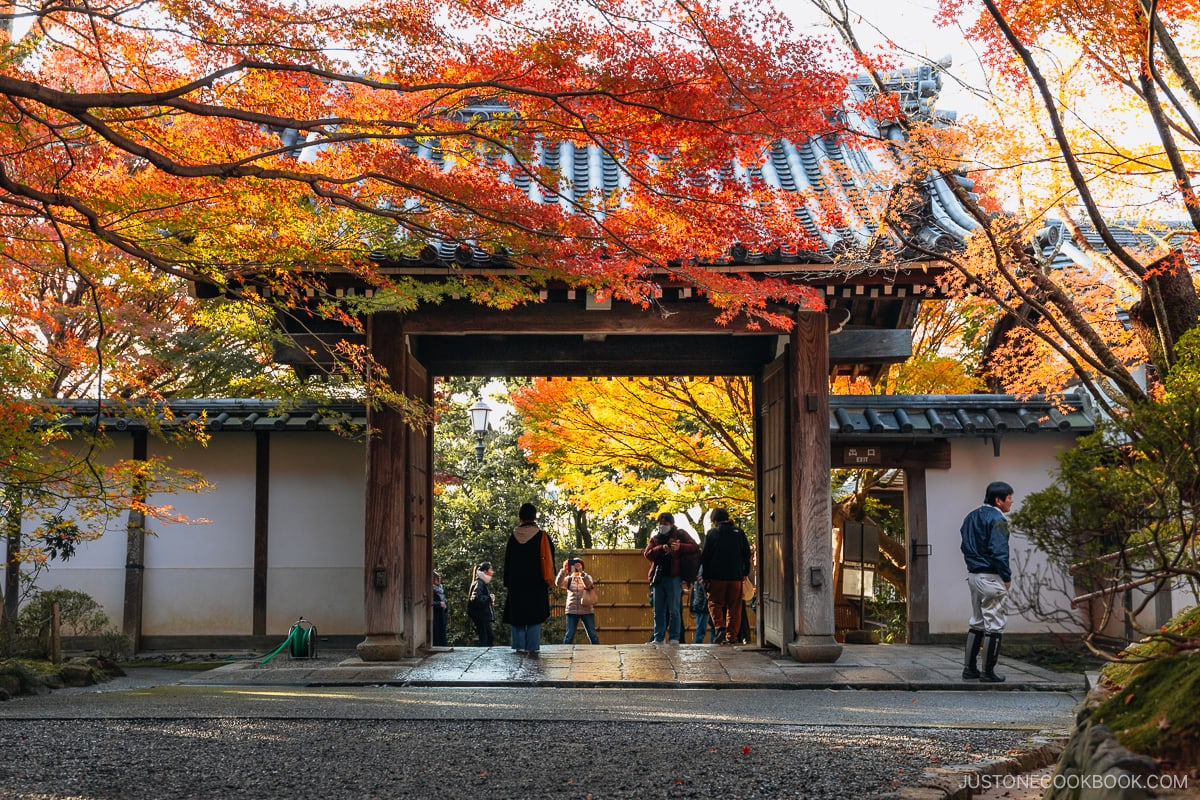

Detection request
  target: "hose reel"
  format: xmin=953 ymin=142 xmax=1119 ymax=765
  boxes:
xmin=260 ymin=617 xmax=318 ymax=664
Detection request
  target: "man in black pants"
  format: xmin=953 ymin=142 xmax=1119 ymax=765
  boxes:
xmin=959 ymin=481 xmax=1014 ymax=683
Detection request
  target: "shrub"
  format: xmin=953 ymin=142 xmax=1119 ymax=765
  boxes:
xmin=15 ymin=588 xmax=112 ymax=658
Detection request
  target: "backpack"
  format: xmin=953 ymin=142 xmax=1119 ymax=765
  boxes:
xmin=679 ymin=547 xmax=701 ymax=584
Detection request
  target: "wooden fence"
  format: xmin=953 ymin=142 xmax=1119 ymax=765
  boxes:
xmin=556 ymin=549 xmax=755 ymax=644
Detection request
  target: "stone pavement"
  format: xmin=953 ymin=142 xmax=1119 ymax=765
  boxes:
xmin=180 ymin=642 xmax=1086 ymax=692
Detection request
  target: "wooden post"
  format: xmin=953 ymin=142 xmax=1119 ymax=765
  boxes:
xmin=50 ymin=601 xmax=61 ymax=664
xmin=122 ymin=431 xmax=148 ymax=650
xmin=787 ymin=311 xmax=842 ymax=662
xmin=3 ymin=485 xmax=22 ymax=644
xmin=252 ymin=431 xmax=270 ymax=637
xmin=357 ymin=312 xmax=408 ymax=661
xmin=905 ymin=467 xmax=931 ymax=644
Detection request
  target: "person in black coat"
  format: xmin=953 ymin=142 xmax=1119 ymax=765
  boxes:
xmin=432 ymin=570 xmax=449 ymax=647
xmin=502 ymin=502 xmax=555 ymax=655
xmin=699 ymin=507 xmax=751 ymax=644
xmin=466 ymin=562 xmax=496 ymax=646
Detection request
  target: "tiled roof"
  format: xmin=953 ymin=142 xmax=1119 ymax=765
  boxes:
xmin=41 ymin=392 xmax=1094 ymax=440
xmin=368 ymin=61 xmax=976 ymax=271
xmin=829 ymin=392 xmax=1095 ymax=439
xmin=39 ymin=399 xmax=368 ymax=434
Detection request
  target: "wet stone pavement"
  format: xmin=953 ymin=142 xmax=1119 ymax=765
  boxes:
xmin=181 ymin=642 xmax=1086 ymax=692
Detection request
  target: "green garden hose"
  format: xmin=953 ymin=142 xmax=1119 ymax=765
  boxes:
xmin=260 ymin=617 xmax=318 ymax=664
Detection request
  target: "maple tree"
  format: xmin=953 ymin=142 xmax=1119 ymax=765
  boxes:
xmin=0 ymin=209 xmax=285 ymax=639
xmin=813 ymin=0 xmax=1200 ymax=413
xmin=0 ymin=0 xmax=863 ymax=640
xmin=810 ymin=0 xmax=1200 ymax=656
xmin=0 ymin=0 xmax=854 ymax=334
xmin=512 ymin=376 xmax=755 ymax=528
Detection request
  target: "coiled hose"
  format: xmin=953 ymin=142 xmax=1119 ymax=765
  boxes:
xmin=260 ymin=617 xmax=318 ymax=664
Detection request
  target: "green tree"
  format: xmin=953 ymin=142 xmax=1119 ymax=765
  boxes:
xmin=1009 ymin=328 xmax=1200 ymax=658
xmin=432 ymin=378 xmax=576 ymax=646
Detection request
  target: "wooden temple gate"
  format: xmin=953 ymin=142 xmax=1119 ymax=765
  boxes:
xmin=273 ymin=267 xmax=941 ymax=663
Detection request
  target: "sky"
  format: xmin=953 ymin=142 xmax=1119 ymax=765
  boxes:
xmin=775 ymin=0 xmax=990 ymax=118
xmin=10 ymin=0 xmax=989 ymax=121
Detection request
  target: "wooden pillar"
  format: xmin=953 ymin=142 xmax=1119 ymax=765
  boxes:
xmin=122 ymin=431 xmax=148 ymax=649
xmin=252 ymin=431 xmax=270 ymax=637
xmin=787 ymin=311 xmax=842 ymax=662
xmin=904 ymin=467 xmax=930 ymax=644
xmin=357 ymin=312 xmax=408 ymax=661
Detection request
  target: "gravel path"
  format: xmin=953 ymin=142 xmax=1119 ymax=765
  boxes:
xmin=0 ymin=717 xmax=1031 ymax=799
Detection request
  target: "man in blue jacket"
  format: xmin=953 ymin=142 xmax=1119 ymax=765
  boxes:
xmin=960 ymin=481 xmax=1015 ymax=683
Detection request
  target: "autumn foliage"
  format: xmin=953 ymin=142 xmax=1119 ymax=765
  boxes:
xmin=930 ymin=0 xmax=1200 ymax=404
xmin=513 ymin=377 xmax=755 ymax=519
xmin=0 ymin=0 xmax=854 ymax=334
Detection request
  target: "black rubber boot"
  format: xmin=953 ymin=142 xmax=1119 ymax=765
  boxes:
xmin=981 ymin=632 xmax=1006 ymax=683
xmin=962 ymin=628 xmax=984 ymax=679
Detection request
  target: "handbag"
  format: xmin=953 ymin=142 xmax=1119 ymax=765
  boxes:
xmin=581 ymin=585 xmax=599 ymax=607
xmin=538 ymin=530 xmax=556 ymax=586
xmin=742 ymin=576 xmax=756 ymax=602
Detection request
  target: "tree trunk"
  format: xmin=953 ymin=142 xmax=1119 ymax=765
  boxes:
xmin=1130 ymin=258 xmax=1200 ymax=380
xmin=2 ymin=485 xmax=22 ymax=648
xmin=572 ymin=508 xmax=592 ymax=549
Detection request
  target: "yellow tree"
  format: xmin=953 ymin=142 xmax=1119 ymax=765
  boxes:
xmin=513 ymin=376 xmax=755 ymax=537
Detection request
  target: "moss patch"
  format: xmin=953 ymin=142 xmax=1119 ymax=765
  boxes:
xmin=0 ymin=657 xmax=122 ymax=698
xmin=1092 ymin=651 xmax=1200 ymax=768
xmin=1099 ymin=605 xmax=1200 ymax=690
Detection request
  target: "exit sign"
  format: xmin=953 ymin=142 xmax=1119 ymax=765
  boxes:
xmin=844 ymin=446 xmax=881 ymax=465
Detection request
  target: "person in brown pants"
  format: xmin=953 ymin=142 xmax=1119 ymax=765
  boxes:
xmin=698 ymin=508 xmax=752 ymax=644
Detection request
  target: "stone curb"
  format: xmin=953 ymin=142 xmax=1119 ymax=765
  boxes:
xmin=869 ymin=735 xmax=1068 ymax=800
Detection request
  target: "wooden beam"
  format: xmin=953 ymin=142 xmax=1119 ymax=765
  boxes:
xmin=411 ymin=334 xmax=778 ymax=376
xmin=275 ymin=328 xmax=912 ymax=374
xmin=400 ymin=300 xmax=793 ymax=335
xmin=828 ymin=329 xmax=912 ymax=364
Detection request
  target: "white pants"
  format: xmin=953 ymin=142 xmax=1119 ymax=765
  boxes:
xmin=966 ymin=572 xmax=1008 ymax=633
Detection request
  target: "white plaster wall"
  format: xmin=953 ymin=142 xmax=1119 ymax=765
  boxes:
xmin=142 ymin=436 xmax=255 ymax=635
xmin=16 ymin=440 xmax=131 ymax=629
xmin=13 ymin=431 xmax=369 ymax=640
xmin=265 ymin=434 xmax=365 ymax=634
xmin=926 ymin=434 xmax=1082 ymax=635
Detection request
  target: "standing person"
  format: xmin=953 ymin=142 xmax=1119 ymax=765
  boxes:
xmin=699 ymin=507 xmax=751 ymax=645
xmin=503 ymin=502 xmax=555 ymax=656
xmin=466 ymin=562 xmax=496 ymax=647
xmin=643 ymin=512 xmax=699 ymax=644
xmin=960 ymin=481 xmax=1015 ymax=683
xmin=690 ymin=570 xmax=716 ymax=644
xmin=557 ymin=557 xmax=600 ymax=645
xmin=432 ymin=570 xmax=448 ymax=647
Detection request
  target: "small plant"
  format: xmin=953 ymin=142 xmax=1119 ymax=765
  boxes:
xmin=15 ymin=588 xmax=112 ymax=658
xmin=98 ymin=629 xmax=133 ymax=660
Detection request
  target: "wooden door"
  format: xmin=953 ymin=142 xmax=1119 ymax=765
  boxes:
xmin=403 ymin=356 xmax=432 ymax=656
xmin=756 ymin=352 xmax=792 ymax=651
